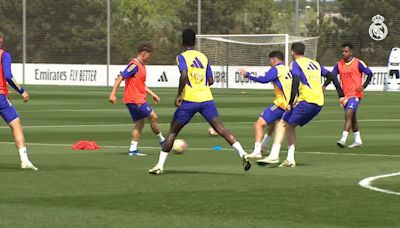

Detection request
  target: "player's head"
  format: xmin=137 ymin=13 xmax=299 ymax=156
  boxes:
xmin=291 ymin=42 xmax=305 ymax=60
xmin=0 ymin=32 xmax=4 ymax=48
xmin=341 ymin=42 xmax=353 ymax=60
xmin=137 ymin=43 xmax=154 ymax=63
xmin=182 ymin=28 xmax=196 ymax=48
xmin=268 ymin=51 xmax=284 ymax=66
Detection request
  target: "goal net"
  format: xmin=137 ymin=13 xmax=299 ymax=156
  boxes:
xmin=196 ymin=34 xmax=319 ymax=88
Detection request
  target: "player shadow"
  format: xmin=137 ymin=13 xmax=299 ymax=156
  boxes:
xmin=31 ymin=165 xmax=107 ymax=171
xmin=0 ymin=164 xmax=24 ymax=172
xmin=165 ymin=169 xmax=244 ymax=176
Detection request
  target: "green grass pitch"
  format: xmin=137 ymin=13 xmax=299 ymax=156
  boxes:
xmin=1 ymin=86 xmax=399 ymax=227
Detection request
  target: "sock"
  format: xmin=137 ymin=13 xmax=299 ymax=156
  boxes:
xmin=156 ymin=151 xmax=169 ymax=168
xmin=340 ymin=131 xmax=349 ymax=142
xmin=261 ymin=134 xmax=270 ymax=150
xmin=156 ymin=133 xmax=165 ymax=143
xmin=287 ymin=144 xmax=295 ymax=163
xmin=353 ymin=131 xmax=362 ymax=143
xmin=232 ymin=142 xmax=247 ymax=157
xmin=18 ymin=147 xmax=29 ymax=162
xmin=268 ymin=144 xmax=281 ymax=160
xmin=129 ymin=141 xmax=138 ymax=151
xmin=253 ymin=142 xmax=262 ymax=154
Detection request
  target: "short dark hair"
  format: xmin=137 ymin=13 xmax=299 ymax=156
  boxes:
xmin=269 ymin=51 xmax=284 ymax=61
xmin=291 ymin=42 xmax=305 ymax=55
xmin=342 ymin=42 xmax=353 ymax=50
xmin=182 ymin=28 xmax=196 ymax=46
xmin=137 ymin=43 xmax=154 ymax=53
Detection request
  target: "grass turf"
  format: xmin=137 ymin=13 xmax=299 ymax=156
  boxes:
xmin=0 ymin=86 xmax=399 ymax=227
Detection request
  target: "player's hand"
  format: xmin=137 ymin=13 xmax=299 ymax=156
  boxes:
xmin=286 ymin=104 xmax=292 ymax=111
xmin=175 ymin=96 xmax=183 ymax=107
xmin=109 ymin=94 xmax=117 ymax=104
xmin=21 ymin=91 xmax=30 ymax=103
xmin=339 ymin=97 xmax=348 ymax=108
xmin=239 ymin=68 xmax=248 ymax=77
xmin=356 ymin=86 xmax=364 ymax=92
xmin=152 ymin=94 xmax=161 ymax=104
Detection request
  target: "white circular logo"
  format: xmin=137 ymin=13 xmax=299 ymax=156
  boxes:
xmin=369 ymin=14 xmax=388 ymax=41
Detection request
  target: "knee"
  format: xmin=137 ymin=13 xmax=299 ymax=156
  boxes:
xmin=149 ymin=112 xmax=159 ymax=122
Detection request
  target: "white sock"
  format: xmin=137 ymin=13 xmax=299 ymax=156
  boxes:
xmin=287 ymin=144 xmax=295 ymax=163
xmin=340 ymin=131 xmax=349 ymax=142
xmin=253 ymin=142 xmax=262 ymax=154
xmin=261 ymin=134 xmax=270 ymax=150
xmin=156 ymin=132 xmax=165 ymax=143
xmin=156 ymin=151 xmax=169 ymax=168
xmin=18 ymin=147 xmax=29 ymax=162
xmin=353 ymin=131 xmax=362 ymax=143
xmin=268 ymin=144 xmax=281 ymax=160
xmin=232 ymin=142 xmax=247 ymax=157
xmin=129 ymin=141 xmax=138 ymax=151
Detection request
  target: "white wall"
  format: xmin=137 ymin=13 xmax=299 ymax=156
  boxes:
xmin=11 ymin=64 xmax=388 ymax=91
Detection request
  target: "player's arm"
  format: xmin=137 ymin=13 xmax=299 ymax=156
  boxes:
xmin=358 ymin=60 xmax=374 ymax=91
xmin=287 ymin=63 xmax=301 ymax=110
xmin=320 ymin=64 xmax=344 ymax=98
xmin=109 ymin=64 xmax=138 ymax=103
xmin=206 ymin=63 xmax=214 ymax=86
xmin=322 ymin=63 xmax=339 ymax=89
xmin=176 ymin=55 xmax=188 ymax=107
xmin=145 ymin=86 xmax=160 ymax=104
xmin=239 ymin=67 xmax=278 ymax=83
xmin=2 ymin=52 xmax=29 ymax=102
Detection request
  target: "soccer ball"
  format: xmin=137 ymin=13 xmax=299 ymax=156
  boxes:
xmin=172 ymin=139 xmax=187 ymax=154
xmin=208 ymin=127 xmax=219 ymax=136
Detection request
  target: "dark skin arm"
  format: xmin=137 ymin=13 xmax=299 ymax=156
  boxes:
xmin=325 ymin=71 xmax=345 ymax=98
xmin=175 ymin=70 xmax=188 ymax=106
xmin=208 ymin=75 xmax=214 ymax=86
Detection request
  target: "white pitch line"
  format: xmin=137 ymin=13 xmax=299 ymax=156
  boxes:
xmin=1 ymin=119 xmax=400 ymax=129
xmin=0 ymin=142 xmax=400 ymax=158
xmin=359 ymin=172 xmax=400 ymax=196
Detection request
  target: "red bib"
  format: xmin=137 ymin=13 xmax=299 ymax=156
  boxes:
xmin=123 ymin=58 xmax=147 ymax=104
xmin=338 ymin=58 xmax=363 ymax=98
xmin=0 ymin=49 xmax=8 ymax=96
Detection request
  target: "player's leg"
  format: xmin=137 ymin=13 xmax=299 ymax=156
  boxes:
xmin=149 ymin=101 xmax=196 ymax=174
xmin=280 ymin=124 xmax=297 ymax=167
xmin=257 ymin=119 xmax=287 ymax=165
xmin=126 ymin=103 xmax=150 ymax=156
xmin=250 ymin=105 xmax=283 ymax=158
xmin=9 ymin=118 xmax=38 ymax=170
xmin=261 ymin=122 xmax=275 ymax=155
xmin=348 ymin=99 xmax=363 ymax=148
xmin=147 ymin=111 xmax=165 ymax=144
xmin=249 ymin=117 xmax=266 ymax=158
xmin=0 ymin=96 xmax=37 ymax=170
xmin=200 ymin=101 xmax=251 ymax=171
xmin=129 ymin=119 xmax=146 ymax=156
xmin=337 ymin=97 xmax=359 ymax=148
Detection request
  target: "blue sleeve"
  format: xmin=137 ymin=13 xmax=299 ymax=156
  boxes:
xmin=2 ymin=52 xmax=25 ymax=94
xmin=331 ymin=63 xmax=339 ymax=76
xmin=120 ymin=64 xmax=138 ymax=79
xmin=247 ymin=67 xmax=278 ymax=83
xmin=206 ymin=63 xmax=213 ymax=79
xmin=177 ymin=54 xmax=187 ymax=72
xmin=2 ymin=52 xmax=13 ymax=80
xmin=290 ymin=61 xmax=302 ymax=77
xmin=320 ymin=64 xmax=330 ymax=77
xmin=358 ymin=61 xmax=373 ymax=75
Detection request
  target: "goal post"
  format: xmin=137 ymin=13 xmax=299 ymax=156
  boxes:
xmin=196 ymin=34 xmax=319 ymax=88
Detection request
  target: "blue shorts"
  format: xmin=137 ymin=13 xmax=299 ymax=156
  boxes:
xmin=126 ymin=102 xmax=153 ymax=122
xmin=345 ymin=97 xmax=361 ymax=112
xmin=173 ymin=100 xmax=219 ymax=126
xmin=0 ymin=94 xmax=19 ymax=124
xmin=261 ymin=104 xmax=285 ymax=124
xmin=282 ymin=101 xmax=322 ymax=127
